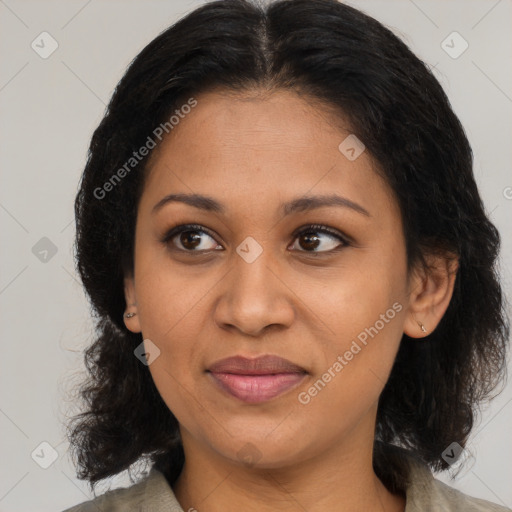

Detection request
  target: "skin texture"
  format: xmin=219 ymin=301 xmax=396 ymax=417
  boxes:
xmin=123 ymin=88 xmax=457 ymax=512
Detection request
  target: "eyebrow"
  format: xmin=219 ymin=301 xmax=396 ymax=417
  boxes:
xmin=151 ymin=192 xmax=371 ymax=218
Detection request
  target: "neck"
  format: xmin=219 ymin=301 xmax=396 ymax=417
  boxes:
xmin=172 ymin=414 xmax=405 ymax=512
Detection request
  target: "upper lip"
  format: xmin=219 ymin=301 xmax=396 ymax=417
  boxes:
xmin=207 ymin=355 xmax=307 ymax=375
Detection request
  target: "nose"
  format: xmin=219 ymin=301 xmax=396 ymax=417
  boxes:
xmin=213 ymin=248 xmax=295 ymax=337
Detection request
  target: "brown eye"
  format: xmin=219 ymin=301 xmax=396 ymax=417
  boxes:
xmin=163 ymin=224 xmax=221 ymax=252
xmin=178 ymin=230 xmax=204 ymax=250
xmin=289 ymin=224 xmax=349 ymax=253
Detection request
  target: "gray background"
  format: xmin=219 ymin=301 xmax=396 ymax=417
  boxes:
xmin=0 ymin=0 xmax=511 ymax=510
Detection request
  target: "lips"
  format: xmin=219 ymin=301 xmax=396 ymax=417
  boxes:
xmin=207 ymin=355 xmax=307 ymax=403
xmin=208 ymin=355 xmax=306 ymax=375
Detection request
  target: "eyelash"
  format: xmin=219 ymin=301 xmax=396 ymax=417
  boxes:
xmin=161 ymin=223 xmax=350 ymax=255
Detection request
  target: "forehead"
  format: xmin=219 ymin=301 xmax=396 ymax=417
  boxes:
xmin=141 ymin=88 xmax=397 ymax=221
xmin=160 ymin=88 xmax=350 ymax=153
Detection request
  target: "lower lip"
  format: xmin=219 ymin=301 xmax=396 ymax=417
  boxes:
xmin=208 ymin=371 xmax=307 ymax=403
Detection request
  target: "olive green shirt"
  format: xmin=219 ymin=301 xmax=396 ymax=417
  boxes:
xmin=62 ymin=453 xmax=511 ymax=511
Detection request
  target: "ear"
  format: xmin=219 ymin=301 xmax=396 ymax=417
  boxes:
xmin=404 ymin=252 xmax=459 ymax=338
xmin=123 ymin=275 xmax=142 ymax=333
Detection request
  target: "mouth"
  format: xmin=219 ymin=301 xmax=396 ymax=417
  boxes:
xmin=206 ymin=355 xmax=308 ymax=404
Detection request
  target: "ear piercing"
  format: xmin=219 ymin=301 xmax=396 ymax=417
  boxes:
xmin=124 ymin=312 xmax=137 ymax=318
xmin=417 ymin=321 xmax=427 ymax=333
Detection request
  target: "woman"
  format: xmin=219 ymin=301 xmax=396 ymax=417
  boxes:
xmin=63 ymin=0 xmax=510 ymax=510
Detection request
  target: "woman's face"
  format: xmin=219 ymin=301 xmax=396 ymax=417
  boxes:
xmin=124 ymin=88 xmax=419 ymax=468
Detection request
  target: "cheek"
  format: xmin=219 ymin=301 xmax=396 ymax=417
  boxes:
xmin=136 ymin=275 xmax=208 ymax=371
xmin=134 ymin=241 xmax=216 ymax=343
xmin=132 ymin=257 xmax=211 ymax=409
xmin=296 ymin=299 xmax=405 ymax=440
xmin=302 ymin=244 xmax=407 ymax=408
xmin=137 ymin=295 xmax=207 ymax=432
xmin=312 ymin=244 xmax=407 ymax=346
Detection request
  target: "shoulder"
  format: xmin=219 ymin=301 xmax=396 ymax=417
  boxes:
xmin=61 ymin=475 xmax=147 ymax=512
xmin=403 ymin=451 xmax=511 ymax=512
xmin=427 ymin=477 xmax=511 ymax=512
xmin=61 ymin=467 xmax=184 ymax=512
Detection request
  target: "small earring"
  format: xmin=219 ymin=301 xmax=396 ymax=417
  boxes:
xmin=417 ymin=320 xmax=427 ymax=333
xmin=124 ymin=312 xmax=137 ymax=319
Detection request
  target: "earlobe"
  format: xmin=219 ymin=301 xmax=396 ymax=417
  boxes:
xmin=123 ymin=276 xmax=142 ymax=333
xmin=404 ymin=254 xmax=458 ymax=338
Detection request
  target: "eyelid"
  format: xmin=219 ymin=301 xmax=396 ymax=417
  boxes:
xmin=161 ymin=222 xmax=351 ymax=253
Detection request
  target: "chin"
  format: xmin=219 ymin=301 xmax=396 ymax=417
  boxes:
xmin=208 ymin=430 xmax=313 ymax=470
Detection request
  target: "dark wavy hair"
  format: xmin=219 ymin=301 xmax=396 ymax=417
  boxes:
xmin=68 ymin=0 xmax=509 ymax=494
